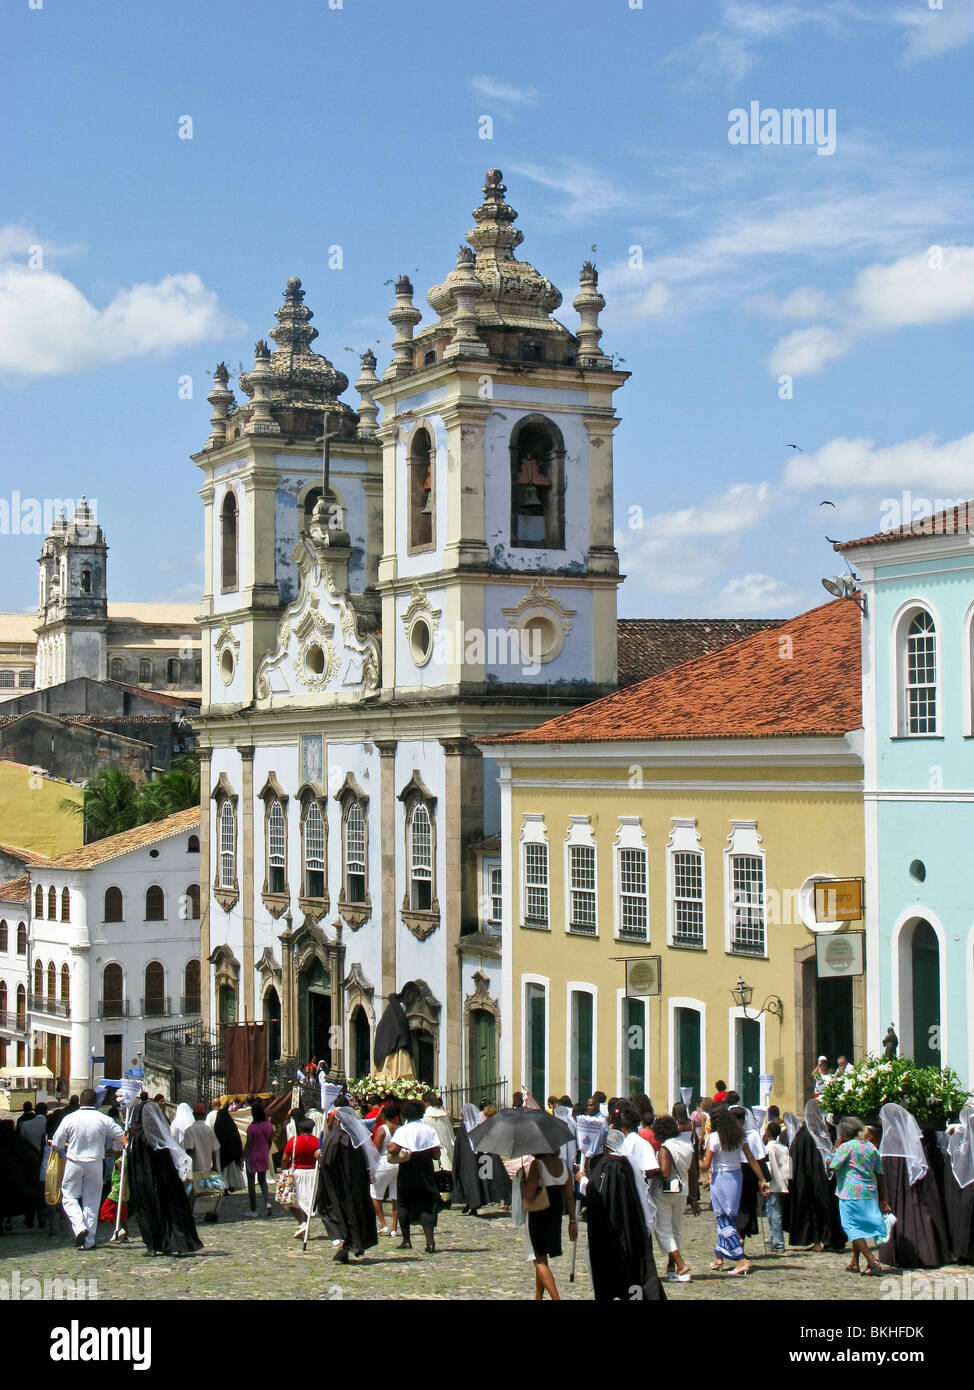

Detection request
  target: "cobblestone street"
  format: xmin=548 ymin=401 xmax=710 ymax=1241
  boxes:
xmin=2 ymin=1194 xmax=968 ymax=1302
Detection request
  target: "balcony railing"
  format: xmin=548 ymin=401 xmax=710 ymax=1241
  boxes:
xmin=28 ymin=993 xmax=71 ymax=1019
xmin=98 ymin=998 xmax=130 ymax=1018
xmin=568 ymin=920 xmax=598 ymax=937
xmin=180 ymin=995 xmax=201 ymax=1015
xmin=730 ymin=934 xmax=767 ymax=957
xmin=141 ymin=996 xmax=172 ymax=1018
xmin=0 ymin=1010 xmax=28 ymax=1034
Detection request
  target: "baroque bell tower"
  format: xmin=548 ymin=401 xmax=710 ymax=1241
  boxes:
xmin=35 ymin=498 xmax=108 ymax=689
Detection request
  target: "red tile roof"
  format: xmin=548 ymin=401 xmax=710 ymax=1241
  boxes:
xmin=0 ymin=875 xmax=29 ymax=903
xmin=45 ymin=807 xmax=199 ymax=870
xmin=836 ymin=501 xmax=974 ymax=550
xmin=486 ymin=600 xmax=862 ymax=744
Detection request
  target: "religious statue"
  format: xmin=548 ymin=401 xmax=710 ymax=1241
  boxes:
xmin=882 ymin=1023 xmax=898 ymax=1059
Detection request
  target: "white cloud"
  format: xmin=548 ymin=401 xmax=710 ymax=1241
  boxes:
xmin=0 ymin=231 xmax=238 ymax=377
xmin=766 ymin=324 xmax=850 ymax=375
xmin=782 ymin=431 xmax=974 ymax=495
xmin=893 ymin=2 xmax=974 ymax=62
xmin=767 ymin=245 xmax=974 ymax=374
xmin=506 ymin=159 xmax=641 ymax=223
xmin=711 ymin=572 xmax=801 ymax=614
xmin=670 ymin=1 xmax=863 ymax=83
xmin=753 ymin=286 xmax=835 ymax=319
xmin=469 ymin=75 xmax=540 ymax=106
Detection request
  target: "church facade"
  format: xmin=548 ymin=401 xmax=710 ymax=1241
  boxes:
xmin=194 ymin=170 xmax=627 ymax=1093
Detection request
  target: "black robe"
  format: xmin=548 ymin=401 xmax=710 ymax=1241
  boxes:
xmin=127 ymin=1127 xmax=203 ymax=1255
xmin=451 ymin=1130 xmax=511 ymax=1211
xmin=786 ymin=1128 xmax=845 ymax=1250
xmin=879 ymin=1156 xmax=950 ymax=1270
xmin=316 ymin=1128 xmax=377 ymax=1256
xmin=943 ymin=1164 xmax=974 ymax=1263
xmin=213 ymin=1107 xmax=243 ymax=1169
xmin=0 ymin=1121 xmax=39 ymax=1222
xmin=397 ymin=1148 xmax=441 ymax=1227
xmin=585 ymin=1154 xmax=665 ymax=1302
xmin=373 ymin=994 xmax=413 ymax=1069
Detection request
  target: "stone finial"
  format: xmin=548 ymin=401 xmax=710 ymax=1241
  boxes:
xmin=443 ymin=244 xmax=487 ymax=361
xmin=206 ymin=361 xmax=236 ymax=447
xmin=245 ymin=339 xmax=280 ymax=435
xmin=355 ymin=349 xmax=380 ymax=438
xmin=384 ymin=275 xmax=422 ymax=380
xmin=573 ymin=261 xmax=609 ymax=368
xmin=467 ymin=168 xmax=523 ymax=263
xmin=270 ymin=276 xmax=318 ymax=357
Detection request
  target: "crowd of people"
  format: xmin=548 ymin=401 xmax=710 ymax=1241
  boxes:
xmin=0 ymin=1073 xmax=970 ymax=1301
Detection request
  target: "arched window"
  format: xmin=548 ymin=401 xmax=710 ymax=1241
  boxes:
xmin=104 ymin=886 xmax=123 ymax=922
xmin=34 ymin=885 xmax=43 ymax=918
xmin=139 ymin=657 xmax=151 ymax=683
xmin=144 ymin=961 xmax=165 ymax=1015
xmin=187 ymin=834 xmax=200 ymax=853
xmin=408 ymin=427 xmax=434 ymax=551
xmin=16 ymin=922 xmax=27 ymax=955
xmin=903 ymin=609 xmax=937 ymax=735
xmin=80 ymin=568 xmax=92 ymax=595
xmin=60 ymin=963 xmax=69 ymax=1003
xmin=302 ymin=798 xmax=326 ymax=901
xmin=18 ymin=671 xmax=33 ymax=688
xmin=60 ymin=887 xmax=70 ymax=923
xmin=102 ymin=963 xmax=123 ymax=1018
xmin=409 ymin=805 xmax=433 ymax=911
xmin=350 ymin=1004 xmax=371 ymax=1078
xmin=145 ymin=885 xmax=165 ymax=921
xmin=219 ymin=801 xmax=236 ymax=890
xmin=0 ymin=980 xmax=6 ymax=1016
xmin=0 ymin=671 xmax=14 ymax=689
xmin=221 ymin=491 xmax=238 ymax=591
xmin=110 ymin=657 xmax=124 ymax=682
xmin=0 ymin=921 xmax=6 ymax=952
xmin=345 ymin=803 xmax=366 ymax=903
xmin=510 ymin=416 xmax=565 ymax=549
xmin=47 ymin=886 xmax=57 ymax=920
xmin=46 ymin=962 xmax=56 ymax=999
xmin=910 ymin=920 xmax=941 ymax=1067
xmin=167 ymin=658 xmax=180 ymax=684
xmin=267 ymin=801 xmax=286 ymax=895
xmin=183 ymin=959 xmax=200 ymax=1014
xmin=33 ymin=960 xmax=43 ymax=997
xmin=16 ymin=983 xmax=26 ymax=1026
xmin=185 ymin=884 xmax=200 ymax=920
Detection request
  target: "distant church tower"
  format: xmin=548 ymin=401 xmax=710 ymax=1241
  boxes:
xmin=35 ymin=499 xmax=108 ymax=689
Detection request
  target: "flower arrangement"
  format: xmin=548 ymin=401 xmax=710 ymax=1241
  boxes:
xmin=819 ymin=1054 xmax=970 ymax=1128
xmin=345 ymin=1076 xmax=432 ymax=1103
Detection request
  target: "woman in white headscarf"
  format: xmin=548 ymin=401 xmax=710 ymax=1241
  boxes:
xmin=387 ymin=1100 xmax=442 ymax=1254
xmin=170 ymin=1102 xmax=194 ymax=1147
xmin=127 ymin=1100 xmax=202 ymax=1257
xmin=944 ymin=1105 xmax=974 ymax=1262
xmin=877 ymin=1103 xmax=949 ymax=1269
xmin=315 ymin=1105 xmax=378 ymax=1263
xmin=785 ymin=1099 xmax=845 ymax=1252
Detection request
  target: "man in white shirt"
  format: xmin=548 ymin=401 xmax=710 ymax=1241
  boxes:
xmin=52 ymin=1088 xmax=124 ymax=1250
xmin=183 ymin=1103 xmax=221 ymax=1178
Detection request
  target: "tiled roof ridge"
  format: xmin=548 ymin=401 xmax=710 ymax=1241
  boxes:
xmin=44 ymin=806 xmax=200 ymax=870
xmin=0 ymin=875 xmax=29 ymax=901
xmin=836 ymin=499 xmax=974 ymax=550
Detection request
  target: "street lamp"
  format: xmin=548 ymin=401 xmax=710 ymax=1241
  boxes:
xmin=731 ymin=976 xmax=784 ymax=1022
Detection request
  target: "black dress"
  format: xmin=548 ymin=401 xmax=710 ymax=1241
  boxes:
xmin=127 ymin=1125 xmax=203 ymax=1256
xmin=943 ymin=1163 xmax=974 ymax=1263
xmin=786 ymin=1127 xmax=846 ymax=1250
xmin=316 ymin=1128 xmax=378 ymax=1256
xmin=879 ymin=1156 xmax=950 ymax=1269
xmin=526 ymin=1162 xmax=566 ymax=1261
xmin=585 ymin=1153 xmax=665 ymax=1301
xmin=397 ymin=1148 xmax=441 ymax=1227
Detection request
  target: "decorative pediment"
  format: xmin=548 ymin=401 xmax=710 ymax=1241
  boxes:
xmin=501 ymin=578 xmax=576 ymax=665
xmin=334 ymin=771 xmax=369 ymax=807
xmin=400 ymin=582 xmax=441 ymax=649
xmin=502 ymin=578 xmax=576 ymax=630
xmin=397 ymin=768 xmax=436 ymax=809
xmin=463 ymin=968 xmax=500 ymax=1027
xmin=400 ymin=978 xmax=441 ymax=1031
xmin=254 ymin=533 xmax=381 ymax=704
xmin=211 ymin=771 xmax=238 ymax=804
xmin=343 ymin=961 xmax=374 ymax=997
xmin=257 ymin=947 xmax=282 ymax=985
xmin=258 ymin=771 xmax=288 ymax=804
xmin=214 ymin=618 xmax=239 ymax=659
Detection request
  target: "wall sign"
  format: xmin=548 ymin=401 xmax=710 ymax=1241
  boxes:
xmin=626 ymin=957 xmax=661 ymax=997
xmin=816 ymin=930 xmax=864 ymax=978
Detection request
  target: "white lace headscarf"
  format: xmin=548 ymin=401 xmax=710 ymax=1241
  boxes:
xmin=879 ymin=1102 xmax=928 ymax=1187
xmin=947 ymin=1105 xmax=974 ymax=1190
xmin=462 ymin=1103 xmax=484 ymax=1134
xmin=139 ymin=1101 xmax=192 ymax=1183
xmin=332 ymin=1106 xmax=379 ymax=1176
xmin=803 ymin=1098 xmax=833 ymax=1168
xmin=170 ymin=1102 xmax=194 ymax=1146
xmin=783 ymin=1112 xmax=801 ymax=1147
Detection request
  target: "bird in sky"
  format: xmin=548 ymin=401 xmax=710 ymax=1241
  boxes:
xmin=786 ymin=443 xmax=804 ymax=451
xmin=819 ymin=500 xmax=836 ymax=508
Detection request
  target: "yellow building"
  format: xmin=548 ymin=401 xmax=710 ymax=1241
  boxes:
xmin=483 ymin=601 xmax=866 ymax=1117
xmin=0 ymin=760 xmax=83 ymax=860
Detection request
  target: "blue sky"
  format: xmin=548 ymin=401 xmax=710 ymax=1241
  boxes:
xmin=3 ymin=0 xmax=974 ymax=618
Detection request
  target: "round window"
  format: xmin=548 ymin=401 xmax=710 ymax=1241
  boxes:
xmin=409 ymin=618 xmax=433 ymax=667
xmin=520 ymin=614 xmax=560 ymax=664
xmin=909 ymin=859 xmax=926 ymax=884
xmin=306 ymin=644 xmax=326 ymax=679
xmin=220 ymin=648 xmax=234 ymax=685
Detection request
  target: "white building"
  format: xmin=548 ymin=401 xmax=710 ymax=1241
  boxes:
xmin=0 ymin=876 xmax=30 ymax=1072
xmin=193 ymin=170 xmax=628 ymax=1095
xmin=24 ymin=808 xmax=202 ymax=1089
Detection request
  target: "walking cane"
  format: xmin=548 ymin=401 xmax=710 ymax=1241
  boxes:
xmin=110 ymin=1104 xmax=133 ymax=1244
xmin=569 ymin=1231 xmax=579 ymax=1283
xmin=302 ymin=1148 xmax=321 ymax=1253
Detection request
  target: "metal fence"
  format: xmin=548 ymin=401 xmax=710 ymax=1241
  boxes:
xmin=145 ymin=1019 xmax=225 ymax=1106
xmin=441 ymin=1078 xmax=509 ymax=1117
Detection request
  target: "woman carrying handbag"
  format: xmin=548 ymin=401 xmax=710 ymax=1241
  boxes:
xmin=520 ymin=1152 xmax=577 ymax=1301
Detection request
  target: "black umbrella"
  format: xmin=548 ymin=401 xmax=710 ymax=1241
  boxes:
xmin=467 ymin=1107 xmax=575 ymax=1159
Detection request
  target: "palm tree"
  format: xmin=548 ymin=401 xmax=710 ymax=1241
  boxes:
xmin=60 ymin=767 xmax=144 ymax=842
xmin=154 ymin=753 xmax=200 ymax=815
